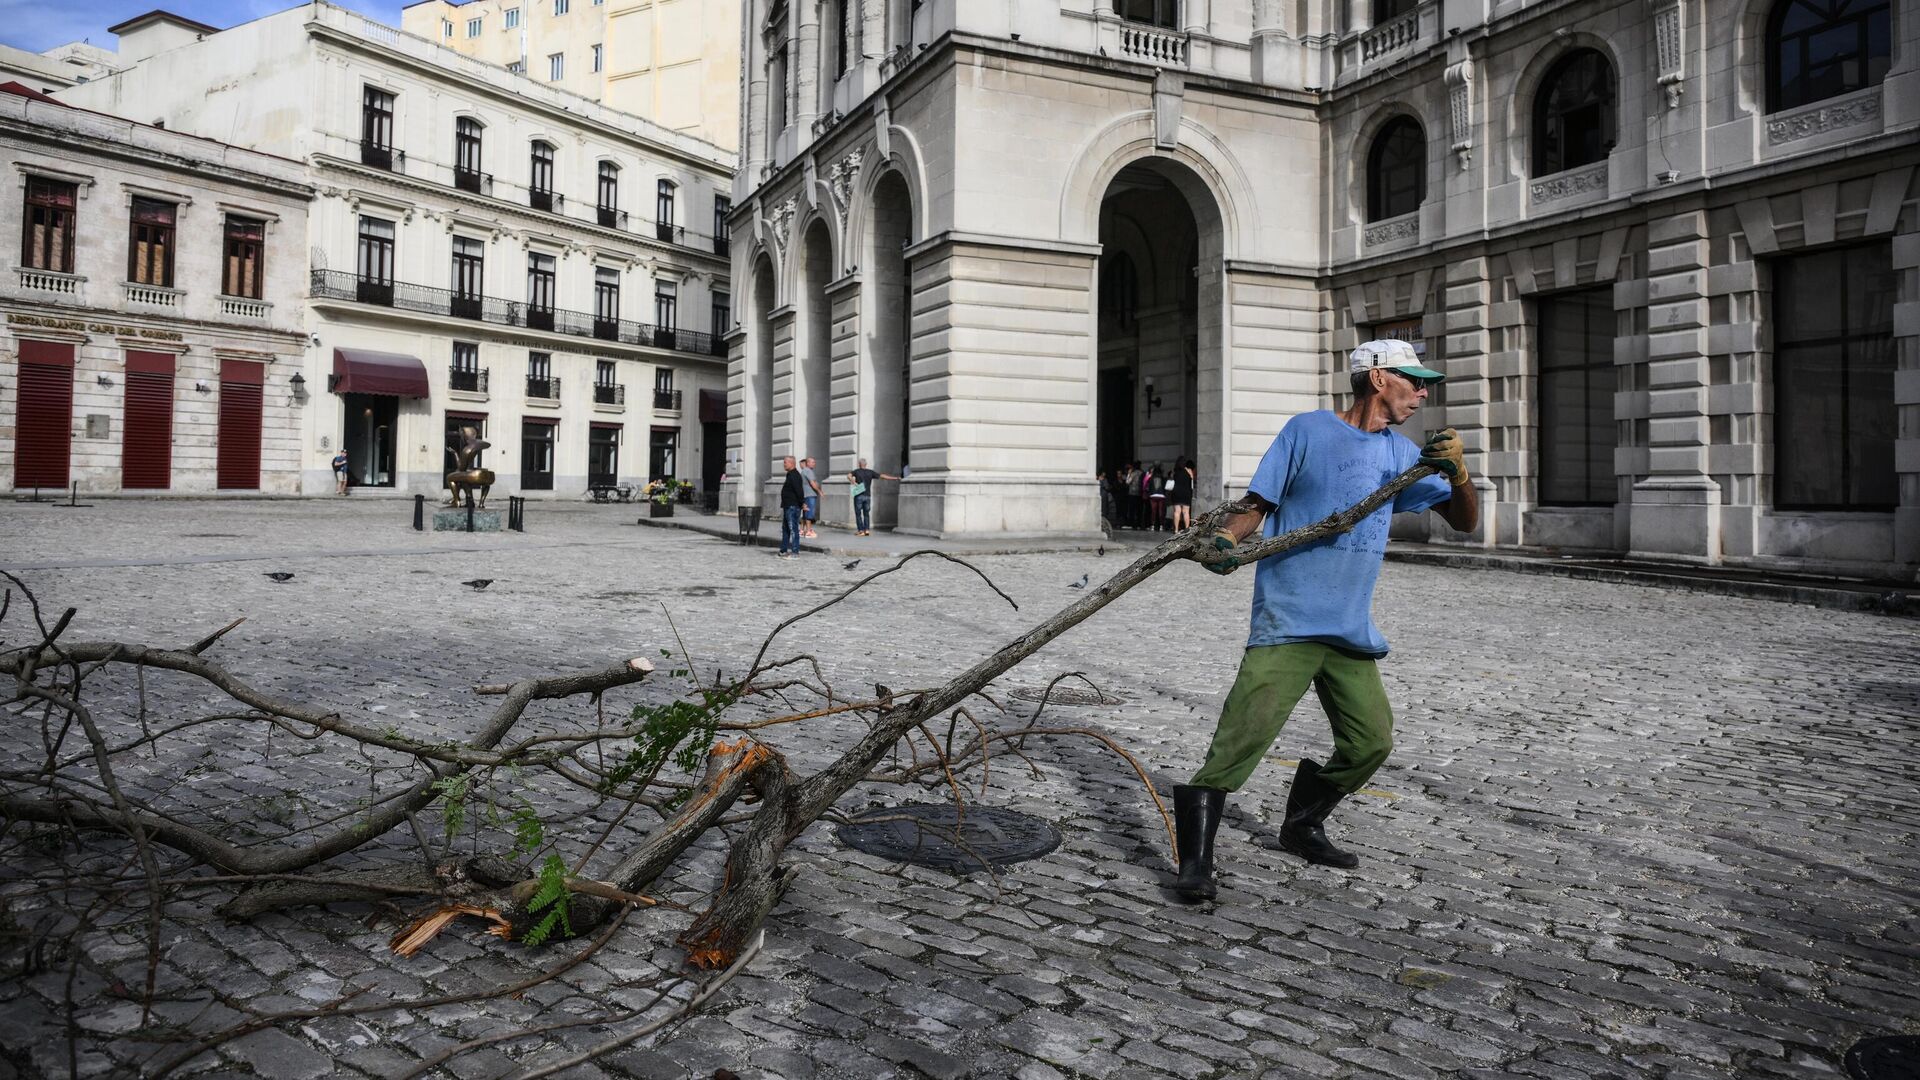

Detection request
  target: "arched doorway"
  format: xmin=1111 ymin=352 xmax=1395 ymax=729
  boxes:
xmin=797 ymin=220 xmax=834 ymax=479
xmin=1095 ymin=158 xmax=1223 ymax=521
xmin=747 ymin=253 xmax=776 ymax=504
xmin=861 ymin=170 xmax=914 ymax=526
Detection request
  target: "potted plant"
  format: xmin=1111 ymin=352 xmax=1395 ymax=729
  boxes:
xmin=645 ymin=479 xmax=675 ymax=518
xmin=676 ymin=479 xmax=695 ymax=504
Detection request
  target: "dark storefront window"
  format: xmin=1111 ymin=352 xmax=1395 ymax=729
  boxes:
xmin=588 ymin=425 xmax=620 ymax=487
xmin=1536 ymin=288 xmax=1616 ymax=506
xmin=521 ymin=420 xmax=555 ymax=490
xmin=1774 ymin=243 xmax=1895 ymax=510
xmin=649 ymin=426 xmax=678 ymax=481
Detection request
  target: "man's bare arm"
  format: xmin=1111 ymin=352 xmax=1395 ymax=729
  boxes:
xmin=1217 ymin=494 xmax=1273 ymax=542
xmin=1436 ymin=478 xmax=1478 ymax=534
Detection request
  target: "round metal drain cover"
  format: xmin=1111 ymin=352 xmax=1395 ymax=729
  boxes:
xmin=1848 ymin=1037 xmax=1920 ymax=1080
xmin=836 ymin=804 xmax=1062 ymax=872
xmin=1008 ymin=686 xmax=1124 ymax=707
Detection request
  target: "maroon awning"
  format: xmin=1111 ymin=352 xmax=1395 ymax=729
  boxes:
xmin=332 ymin=348 xmax=429 ymax=398
xmin=699 ymin=388 xmax=727 ymax=424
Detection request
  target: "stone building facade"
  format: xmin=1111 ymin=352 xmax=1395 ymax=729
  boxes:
xmin=727 ymin=0 xmax=1919 ymax=577
xmin=401 ymin=0 xmax=744 ymax=153
xmin=60 ymin=1 xmax=737 ymax=501
xmin=0 ymin=86 xmax=312 ymax=495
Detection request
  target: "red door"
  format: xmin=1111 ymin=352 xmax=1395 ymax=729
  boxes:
xmin=15 ymin=341 xmax=74 ymax=490
xmin=122 ymin=351 xmax=176 ymax=490
xmin=216 ymin=359 xmax=264 ymax=490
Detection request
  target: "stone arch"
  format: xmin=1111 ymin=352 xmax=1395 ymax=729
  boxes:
xmin=1503 ymin=33 xmax=1634 ymax=181
xmin=842 ymin=125 xmax=932 ymax=274
xmin=1057 ymin=111 xmax=1258 ymax=259
xmin=859 ymin=168 xmax=916 ymax=497
xmin=1346 ymin=100 xmax=1433 ymax=228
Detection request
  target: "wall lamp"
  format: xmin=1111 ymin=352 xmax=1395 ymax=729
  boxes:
xmin=194 ymin=380 xmax=211 ymax=393
xmin=290 ymin=371 xmax=309 ymax=403
xmin=1143 ymin=375 xmax=1162 ymax=418
xmin=96 ymin=374 xmax=114 ymax=387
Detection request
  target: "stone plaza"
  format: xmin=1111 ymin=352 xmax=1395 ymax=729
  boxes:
xmin=0 ymin=498 xmax=1916 ymax=1079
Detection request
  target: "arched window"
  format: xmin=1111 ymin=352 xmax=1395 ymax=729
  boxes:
xmin=1767 ymin=0 xmax=1892 ymax=112
xmin=655 ymin=179 xmax=677 ymax=243
xmin=1366 ymin=116 xmax=1425 ymax=222
xmin=1532 ymin=49 xmax=1616 ymax=176
xmin=529 ymin=141 xmax=555 ymax=211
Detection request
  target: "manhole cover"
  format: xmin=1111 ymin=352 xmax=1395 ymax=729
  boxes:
xmin=836 ymin=804 xmax=1062 ymax=872
xmin=1848 ymin=1036 xmax=1920 ymax=1080
xmin=1008 ymin=686 xmax=1124 ymax=707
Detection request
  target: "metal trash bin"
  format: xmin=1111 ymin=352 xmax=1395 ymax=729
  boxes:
xmin=737 ymin=505 xmax=763 ymax=545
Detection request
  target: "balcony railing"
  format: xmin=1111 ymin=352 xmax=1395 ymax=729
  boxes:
xmin=598 ymin=206 xmax=627 ymax=229
xmin=530 ymin=189 xmax=560 ymax=213
xmin=311 ymin=269 xmax=723 ymax=357
xmin=454 ymin=167 xmax=493 ymax=195
xmin=126 ymin=282 xmax=181 ymax=308
xmin=653 ymin=388 xmax=682 ymax=411
xmin=712 ymin=234 xmax=730 ymax=257
xmin=594 ymin=382 xmax=625 ymax=405
xmin=1118 ymin=22 xmax=1188 ymax=66
xmin=450 ymin=365 xmax=489 ymax=393
xmin=527 ymin=375 xmax=561 ymax=400
xmin=18 ymin=267 xmax=82 ymax=295
xmin=219 ymin=295 xmax=272 ymax=319
xmin=1360 ymin=9 xmax=1420 ymax=62
xmin=655 ymin=221 xmax=681 ymax=245
xmin=360 ymin=140 xmax=401 ymax=170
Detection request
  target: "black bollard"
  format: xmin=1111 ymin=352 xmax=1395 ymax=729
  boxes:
xmin=508 ymin=496 xmax=525 ymax=532
xmin=69 ymin=482 xmax=77 ymax=507
xmin=413 ymin=493 xmax=425 ymax=531
xmin=465 ymin=489 xmax=475 ymax=533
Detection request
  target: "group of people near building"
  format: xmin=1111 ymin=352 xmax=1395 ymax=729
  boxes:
xmin=776 ymin=455 xmax=900 ymax=556
xmin=1101 ymin=458 xmax=1196 ymax=533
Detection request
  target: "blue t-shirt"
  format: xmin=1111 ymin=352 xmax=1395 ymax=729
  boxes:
xmin=1246 ymin=410 xmax=1452 ymax=657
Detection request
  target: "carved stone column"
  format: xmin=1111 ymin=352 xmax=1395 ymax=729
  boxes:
xmin=794 ymin=0 xmax=820 ymax=141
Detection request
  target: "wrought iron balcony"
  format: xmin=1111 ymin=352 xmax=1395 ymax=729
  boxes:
xmin=360 ymin=140 xmax=402 ymax=170
xmin=311 ymin=269 xmax=722 ymax=358
xmin=598 ymin=206 xmax=627 ymax=229
xmin=655 ymin=221 xmax=681 ymax=245
xmin=449 ymin=364 xmax=488 ymax=393
xmin=530 ymin=188 xmax=560 ymax=213
xmin=652 ymin=388 xmax=682 ymax=411
xmin=712 ymin=234 xmax=730 ymax=257
xmin=594 ymin=382 xmax=625 ymax=405
xmin=527 ymin=374 xmax=561 ymax=400
xmin=454 ymin=166 xmax=492 ymax=195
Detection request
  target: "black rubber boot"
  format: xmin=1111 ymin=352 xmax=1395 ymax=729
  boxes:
xmin=1278 ymin=758 xmax=1360 ymax=868
xmin=1172 ymin=785 xmax=1227 ymax=900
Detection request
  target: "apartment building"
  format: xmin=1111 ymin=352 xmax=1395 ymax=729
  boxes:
xmin=727 ymin=0 xmax=1919 ymax=577
xmin=400 ymin=0 xmax=743 ymax=152
xmin=0 ymin=84 xmax=311 ymax=495
xmin=60 ymin=2 xmax=737 ymax=500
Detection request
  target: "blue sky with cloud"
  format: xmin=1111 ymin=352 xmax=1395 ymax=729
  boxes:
xmin=1 ymin=0 xmax=410 ymax=54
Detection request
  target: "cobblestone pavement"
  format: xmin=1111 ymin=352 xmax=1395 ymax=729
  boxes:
xmin=1 ymin=499 xmax=1916 ymax=1080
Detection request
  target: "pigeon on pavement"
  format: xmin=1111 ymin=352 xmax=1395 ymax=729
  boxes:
xmin=1097 ymin=545 xmax=1105 ymax=557
xmin=1067 ymin=573 xmax=1089 ymax=589
xmin=264 ymin=572 xmax=294 ymax=582
xmin=843 ymin=559 xmax=861 ymax=571
xmin=462 ymin=579 xmax=494 ymax=590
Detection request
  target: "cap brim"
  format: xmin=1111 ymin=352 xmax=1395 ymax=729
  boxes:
xmin=1395 ymin=364 xmax=1446 ymax=381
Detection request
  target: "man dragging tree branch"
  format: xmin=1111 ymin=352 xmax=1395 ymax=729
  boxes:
xmin=1173 ymin=340 xmax=1479 ymax=901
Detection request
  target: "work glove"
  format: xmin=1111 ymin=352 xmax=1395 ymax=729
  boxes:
xmin=1203 ymin=528 xmax=1241 ymax=576
xmin=1420 ymin=428 xmax=1469 ymax=487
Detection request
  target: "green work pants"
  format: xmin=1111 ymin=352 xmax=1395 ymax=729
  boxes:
xmin=1190 ymin=642 xmax=1395 ymax=794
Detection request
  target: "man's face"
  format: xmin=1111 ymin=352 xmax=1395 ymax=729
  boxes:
xmin=805 ymin=457 xmax=815 ymax=468
xmin=1374 ymin=368 xmax=1430 ymax=426
xmin=783 ymin=456 xmax=796 ymax=470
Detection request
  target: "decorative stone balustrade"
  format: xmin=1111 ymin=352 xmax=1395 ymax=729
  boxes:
xmin=1360 ymin=10 xmax=1419 ymax=62
xmin=220 ymin=296 xmax=272 ymax=319
xmin=1119 ymin=23 xmax=1188 ymax=67
xmin=125 ymin=282 xmax=182 ymax=308
xmin=17 ymin=267 xmax=81 ymax=296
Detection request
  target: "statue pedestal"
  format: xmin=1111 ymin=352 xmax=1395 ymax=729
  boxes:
xmin=433 ymin=508 xmax=503 ymax=532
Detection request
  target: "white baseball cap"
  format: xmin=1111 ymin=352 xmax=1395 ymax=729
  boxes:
xmin=1349 ymin=339 xmax=1445 ymax=383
